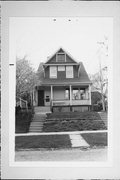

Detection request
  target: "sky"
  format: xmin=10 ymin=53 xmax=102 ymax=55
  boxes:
xmin=11 ymin=17 xmax=113 ymax=75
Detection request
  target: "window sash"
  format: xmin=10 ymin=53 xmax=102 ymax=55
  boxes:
xmin=50 ymin=66 xmax=57 ymax=78
xmin=66 ymin=66 xmax=73 ymax=78
xmin=65 ymin=89 xmax=70 ymax=100
xmin=57 ymin=54 xmax=65 ymax=62
xmin=58 ymin=66 xmax=65 ymax=71
xmin=72 ymin=88 xmax=80 ymax=100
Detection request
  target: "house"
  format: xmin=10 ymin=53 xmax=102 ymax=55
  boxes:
xmin=34 ymin=48 xmax=92 ymax=112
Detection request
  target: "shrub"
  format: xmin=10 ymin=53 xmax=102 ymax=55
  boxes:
xmin=15 ymin=108 xmax=34 ymax=133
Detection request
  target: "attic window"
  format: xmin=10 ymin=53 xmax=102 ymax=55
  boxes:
xmin=56 ymin=53 xmax=65 ymax=62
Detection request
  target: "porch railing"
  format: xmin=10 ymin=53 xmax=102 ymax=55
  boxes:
xmin=51 ymin=99 xmax=91 ymax=106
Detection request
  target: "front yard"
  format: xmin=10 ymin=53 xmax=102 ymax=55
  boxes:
xmin=43 ymin=111 xmax=107 ymax=132
xmin=46 ymin=111 xmax=101 ymax=120
xmin=81 ymin=132 xmax=107 ymax=147
xmin=15 ymin=132 xmax=107 ymax=150
xmin=15 ymin=135 xmax=71 ymax=150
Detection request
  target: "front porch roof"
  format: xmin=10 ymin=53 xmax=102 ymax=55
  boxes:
xmin=36 ymin=78 xmax=92 ymax=86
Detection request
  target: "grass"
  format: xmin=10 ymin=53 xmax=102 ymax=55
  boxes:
xmin=43 ymin=111 xmax=106 ymax=132
xmin=15 ymin=109 xmax=34 ymax=133
xmin=46 ymin=111 xmax=101 ymax=120
xmin=43 ymin=119 xmax=107 ymax=132
xmin=15 ymin=135 xmax=71 ymax=150
xmin=81 ymin=132 xmax=107 ymax=146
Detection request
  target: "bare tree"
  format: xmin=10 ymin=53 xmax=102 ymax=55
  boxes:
xmin=90 ymin=67 xmax=108 ymax=111
xmin=16 ymin=57 xmax=37 ymax=100
xmin=90 ymin=36 xmax=108 ymax=111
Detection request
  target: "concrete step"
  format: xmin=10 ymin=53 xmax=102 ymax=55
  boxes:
xmin=29 ymin=131 xmax=43 ymax=132
xmin=29 ymin=127 xmax=43 ymax=129
xmin=30 ymin=124 xmax=43 ymax=126
xmin=30 ymin=122 xmax=44 ymax=124
xmin=29 ymin=126 xmax=43 ymax=128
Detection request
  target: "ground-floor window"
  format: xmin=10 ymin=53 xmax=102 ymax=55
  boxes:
xmin=72 ymin=88 xmax=80 ymax=100
xmin=65 ymin=88 xmax=70 ymax=100
xmin=65 ymin=87 xmax=88 ymax=100
xmin=80 ymin=88 xmax=86 ymax=100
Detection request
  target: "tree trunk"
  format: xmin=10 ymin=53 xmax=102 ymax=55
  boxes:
xmin=101 ymin=94 xmax=105 ymax=111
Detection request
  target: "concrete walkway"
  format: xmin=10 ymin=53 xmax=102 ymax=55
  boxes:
xmin=29 ymin=106 xmax=51 ymax=133
xmin=69 ymin=134 xmax=90 ymax=148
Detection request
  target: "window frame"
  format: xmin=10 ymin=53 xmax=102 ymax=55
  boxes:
xmin=66 ymin=65 xmax=73 ymax=78
xmin=65 ymin=88 xmax=70 ymax=100
xmin=56 ymin=53 xmax=66 ymax=62
xmin=49 ymin=66 xmax=57 ymax=78
xmin=72 ymin=88 xmax=80 ymax=100
xmin=58 ymin=65 xmax=65 ymax=71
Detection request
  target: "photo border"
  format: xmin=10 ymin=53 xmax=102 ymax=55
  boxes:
xmin=1 ymin=1 xmax=120 ymax=179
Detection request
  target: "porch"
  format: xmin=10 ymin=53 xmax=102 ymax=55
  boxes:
xmin=34 ymin=84 xmax=91 ymax=112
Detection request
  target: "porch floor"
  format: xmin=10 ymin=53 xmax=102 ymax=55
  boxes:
xmin=34 ymin=106 xmax=51 ymax=114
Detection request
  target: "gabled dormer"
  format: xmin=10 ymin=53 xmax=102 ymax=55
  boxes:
xmin=43 ymin=47 xmax=80 ymax=79
xmin=45 ymin=47 xmax=77 ymax=64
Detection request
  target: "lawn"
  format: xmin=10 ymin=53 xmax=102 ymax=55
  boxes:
xmin=43 ymin=111 xmax=106 ymax=132
xmin=46 ymin=111 xmax=101 ymax=120
xmin=15 ymin=135 xmax=71 ymax=150
xmin=81 ymin=132 xmax=107 ymax=146
xmin=43 ymin=119 xmax=106 ymax=132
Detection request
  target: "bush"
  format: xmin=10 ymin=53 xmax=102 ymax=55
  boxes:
xmin=15 ymin=108 xmax=34 ymax=133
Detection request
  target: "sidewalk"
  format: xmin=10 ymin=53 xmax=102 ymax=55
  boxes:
xmin=15 ymin=147 xmax=107 ymax=161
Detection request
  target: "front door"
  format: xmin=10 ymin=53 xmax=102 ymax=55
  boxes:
xmin=38 ymin=90 xmax=44 ymax=106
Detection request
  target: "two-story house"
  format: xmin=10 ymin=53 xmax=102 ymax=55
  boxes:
xmin=34 ymin=48 xmax=92 ymax=112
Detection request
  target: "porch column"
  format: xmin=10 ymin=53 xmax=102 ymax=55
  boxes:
xmin=89 ymin=84 xmax=91 ymax=105
xmin=70 ymin=85 xmax=72 ymax=105
xmin=51 ymin=85 xmax=53 ymax=107
xmin=51 ymin=85 xmax=53 ymax=100
xmin=36 ymin=90 xmax=38 ymax=106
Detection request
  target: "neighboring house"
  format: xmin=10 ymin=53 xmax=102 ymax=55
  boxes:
xmin=34 ymin=48 xmax=92 ymax=112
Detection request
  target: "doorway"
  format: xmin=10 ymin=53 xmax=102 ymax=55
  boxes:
xmin=38 ymin=90 xmax=44 ymax=106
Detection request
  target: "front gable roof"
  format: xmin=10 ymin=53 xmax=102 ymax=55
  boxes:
xmin=45 ymin=47 xmax=78 ymax=64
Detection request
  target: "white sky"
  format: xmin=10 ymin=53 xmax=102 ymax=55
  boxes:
xmin=11 ymin=17 xmax=113 ymax=74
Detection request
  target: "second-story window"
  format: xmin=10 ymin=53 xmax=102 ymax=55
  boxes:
xmin=50 ymin=66 xmax=57 ymax=78
xmin=66 ymin=66 xmax=73 ymax=78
